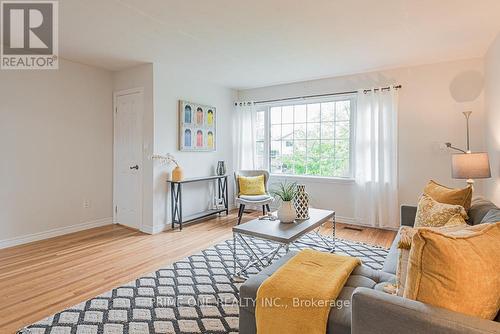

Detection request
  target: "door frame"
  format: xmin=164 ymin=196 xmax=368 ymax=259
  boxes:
xmin=113 ymin=87 xmax=144 ymax=230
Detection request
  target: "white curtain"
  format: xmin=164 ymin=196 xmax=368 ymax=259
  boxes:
xmin=233 ymin=101 xmax=256 ymax=171
xmin=354 ymin=88 xmax=399 ymax=228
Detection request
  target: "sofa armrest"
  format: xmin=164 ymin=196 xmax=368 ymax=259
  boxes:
xmin=400 ymin=205 xmax=417 ymax=227
xmin=351 ymin=288 xmax=500 ymax=334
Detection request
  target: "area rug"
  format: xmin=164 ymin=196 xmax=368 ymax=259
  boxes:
xmin=19 ymin=234 xmax=388 ymax=334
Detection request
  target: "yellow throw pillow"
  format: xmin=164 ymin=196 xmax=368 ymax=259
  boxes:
xmin=238 ymin=175 xmax=266 ymax=196
xmin=395 ymin=224 xmax=467 ymax=296
xmin=414 ymin=194 xmax=467 ymax=227
xmin=403 ymin=222 xmax=500 ymax=320
xmin=424 ymin=180 xmax=472 ymax=210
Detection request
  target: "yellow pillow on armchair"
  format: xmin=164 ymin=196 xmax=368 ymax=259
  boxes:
xmin=238 ymin=175 xmax=266 ymax=196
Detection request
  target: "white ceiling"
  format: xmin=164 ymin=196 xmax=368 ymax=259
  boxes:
xmin=60 ymin=0 xmax=500 ymax=89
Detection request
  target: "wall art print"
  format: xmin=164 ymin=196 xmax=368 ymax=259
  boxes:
xmin=179 ymin=100 xmax=216 ymax=151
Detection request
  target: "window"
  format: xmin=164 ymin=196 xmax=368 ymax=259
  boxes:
xmin=255 ymin=96 xmax=355 ymax=178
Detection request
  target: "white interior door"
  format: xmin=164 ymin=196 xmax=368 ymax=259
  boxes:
xmin=114 ymin=90 xmax=143 ymax=230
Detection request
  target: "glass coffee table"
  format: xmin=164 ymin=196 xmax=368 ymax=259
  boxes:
xmin=232 ymin=208 xmax=335 ymax=280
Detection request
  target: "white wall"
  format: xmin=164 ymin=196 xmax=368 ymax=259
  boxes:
xmin=239 ymin=58 xmax=486 ymax=226
xmin=152 ymin=63 xmax=237 ymax=232
xmin=0 ymin=59 xmax=114 ymax=247
xmin=484 ymin=34 xmax=500 ymax=206
xmin=112 ymin=64 xmax=155 ymax=233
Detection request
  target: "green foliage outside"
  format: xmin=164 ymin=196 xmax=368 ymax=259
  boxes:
xmin=258 ymin=101 xmax=352 ymax=178
xmin=270 ymin=121 xmax=351 ymax=177
xmin=273 ymin=139 xmax=350 ymax=177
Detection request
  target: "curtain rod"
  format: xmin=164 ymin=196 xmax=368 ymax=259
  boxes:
xmin=251 ymin=85 xmax=402 ymax=105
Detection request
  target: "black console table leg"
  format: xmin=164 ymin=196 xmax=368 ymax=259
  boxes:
xmin=217 ymin=178 xmax=222 ymax=215
xmin=217 ymin=176 xmax=229 ymax=215
xmin=170 ymin=183 xmax=174 ymax=229
xmin=171 ymin=183 xmax=183 ymax=230
xmin=178 ymin=184 xmax=183 ymax=230
xmin=224 ymin=176 xmax=229 ymax=215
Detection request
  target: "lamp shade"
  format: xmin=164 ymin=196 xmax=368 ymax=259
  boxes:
xmin=452 ymin=153 xmax=491 ymax=179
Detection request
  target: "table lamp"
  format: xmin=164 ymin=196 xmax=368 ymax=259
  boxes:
xmin=451 ymin=152 xmax=491 ymax=187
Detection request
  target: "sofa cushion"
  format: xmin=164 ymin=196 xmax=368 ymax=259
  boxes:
xmin=395 ymin=224 xmax=467 ymax=296
xmin=481 ymin=209 xmax=500 ymax=224
xmin=423 ymin=180 xmax=472 ymax=210
xmin=240 ymin=252 xmax=395 ymax=334
xmin=468 ymin=197 xmax=499 ymax=225
xmin=381 ymin=226 xmax=402 ymax=275
xmin=414 ymin=194 xmax=467 ymax=227
xmin=238 ymin=194 xmax=273 ymax=202
xmin=404 ymin=222 xmax=500 ymax=320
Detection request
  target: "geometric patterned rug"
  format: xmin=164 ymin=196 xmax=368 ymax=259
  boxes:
xmin=19 ymin=234 xmax=388 ymax=334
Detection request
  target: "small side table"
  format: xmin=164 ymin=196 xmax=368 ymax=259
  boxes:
xmin=167 ymin=175 xmax=228 ymax=230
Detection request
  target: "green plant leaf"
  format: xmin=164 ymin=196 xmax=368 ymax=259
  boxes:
xmin=271 ymin=181 xmax=298 ymax=202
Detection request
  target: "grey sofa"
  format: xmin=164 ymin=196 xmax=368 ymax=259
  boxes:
xmin=239 ymin=198 xmax=500 ymax=334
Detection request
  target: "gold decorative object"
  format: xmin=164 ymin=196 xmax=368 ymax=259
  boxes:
xmin=152 ymin=154 xmax=183 ymax=181
xmin=171 ymin=166 xmax=184 ymax=182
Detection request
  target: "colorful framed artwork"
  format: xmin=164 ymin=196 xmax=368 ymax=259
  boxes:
xmin=179 ymin=100 xmax=216 ymax=151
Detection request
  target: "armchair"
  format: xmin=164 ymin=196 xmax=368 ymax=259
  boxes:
xmin=234 ymin=170 xmax=274 ymax=225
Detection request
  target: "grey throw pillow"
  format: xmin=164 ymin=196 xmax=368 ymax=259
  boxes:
xmin=468 ymin=198 xmax=498 ymax=225
xmin=480 ymin=209 xmax=500 ymax=224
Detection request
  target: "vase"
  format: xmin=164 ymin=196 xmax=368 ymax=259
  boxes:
xmin=277 ymin=201 xmax=296 ymax=224
xmin=171 ymin=166 xmax=184 ymax=181
xmin=293 ymin=184 xmax=309 ymax=220
xmin=216 ymin=161 xmax=226 ymax=176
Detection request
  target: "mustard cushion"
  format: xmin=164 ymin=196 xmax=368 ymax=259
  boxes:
xmin=396 ymin=224 xmax=467 ymax=296
xmin=424 ymin=180 xmax=472 ymax=210
xmin=404 ymin=222 xmax=500 ymax=320
xmin=414 ymin=194 xmax=467 ymax=227
xmin=238 ymin=175 xmax=266 ymax=196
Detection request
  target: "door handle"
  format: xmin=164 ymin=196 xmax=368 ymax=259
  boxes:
xmin=130 ymin=165 xmax=139 ymax=170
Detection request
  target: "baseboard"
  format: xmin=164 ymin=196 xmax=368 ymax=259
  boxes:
xmin=141 ymin=224 xmax=165 ymax=235
xmin=0 ymin=217 xmax=113 ymax=249
xmin=143 ymin=204 xmax=238 ymax=235
xmin=336 ymin=217 xmax=400 ymax=231
xmin=335 ymin=215 xmax=359 ymax=225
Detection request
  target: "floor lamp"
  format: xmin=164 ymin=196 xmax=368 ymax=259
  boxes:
xmin=445 ymin=111 xmax=491 ymax=188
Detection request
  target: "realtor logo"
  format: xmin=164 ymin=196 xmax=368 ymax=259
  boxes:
xmin=1 ymin=1 xmax=58 ymax=69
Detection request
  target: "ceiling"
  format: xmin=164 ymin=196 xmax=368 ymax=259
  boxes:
xmin=60 ymin=0 xmax=500 ymax=89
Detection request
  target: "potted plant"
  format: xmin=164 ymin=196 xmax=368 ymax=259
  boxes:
xmin=271 ymin=182 xmax=298 ymax=223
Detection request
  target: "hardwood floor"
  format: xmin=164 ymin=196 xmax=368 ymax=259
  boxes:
xmin=0 ymin=210 xmax=395 ymax=333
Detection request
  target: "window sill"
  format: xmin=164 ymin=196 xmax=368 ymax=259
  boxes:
xmin=269 ymin=174 xmax=355 ymax=185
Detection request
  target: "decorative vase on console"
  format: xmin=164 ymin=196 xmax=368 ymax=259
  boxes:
xmin=293 ymin=184 xmax=309 ymax=220
xmin=216 ymin=161 xmax=226 ymax=176
xmin=152 ymin=153 xmax=183 ymax=181
xmin=171 ymin=166 xmax=184 ymax=182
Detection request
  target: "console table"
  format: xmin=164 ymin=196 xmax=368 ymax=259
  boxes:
xmin=167 ymin=175 xmax=228 ymax=230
